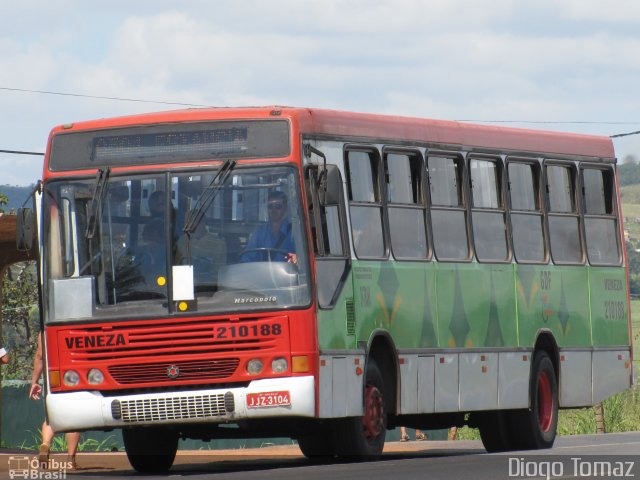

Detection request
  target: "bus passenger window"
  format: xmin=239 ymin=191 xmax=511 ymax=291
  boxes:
xmin=385 ymin=152 xmax=427 ymax=259
xmin=470 ymin=158 xmax=508 ymax=262
xmin=346 ymin=150 xmax=385 ymax=258
xmin=582 ymin=168 xmax=620 ymax=265
xmin=508 ymin=162 xmax=545 ymax=263
xmin=428 ymin=156 xmax=469 ymax=260
xmin=546 ymin=164 xmax=582 ymax=264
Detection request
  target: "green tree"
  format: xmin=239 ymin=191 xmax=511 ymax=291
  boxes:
xmin=619 ymin=162 xmax=640 ymax=186
xmin=2 ymin=262 xmax=39 ymax=379
xmin=0 ymin=191 xmax=8 ymax=213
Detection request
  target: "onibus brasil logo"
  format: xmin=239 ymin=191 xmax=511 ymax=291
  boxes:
xmin=8 ymin=455 xmax=72 ymax=479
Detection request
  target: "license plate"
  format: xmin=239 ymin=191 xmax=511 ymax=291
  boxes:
xmin=247 ymin=391 xmax=291 ymax=408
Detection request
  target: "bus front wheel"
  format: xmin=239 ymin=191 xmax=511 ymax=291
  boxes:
xmin=297 ymin=432 xmax=335 ymax=460
xmin=122 ymin=427 xmax=178 ymax=473
xmin=333 ymin=359 xmax=387 ymax=459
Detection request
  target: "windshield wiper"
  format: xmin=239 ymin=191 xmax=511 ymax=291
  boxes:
xmin=85 ymin=167 xmax=111 ymax=239
xmin=183 ymin=159 xmax=236 ymax=238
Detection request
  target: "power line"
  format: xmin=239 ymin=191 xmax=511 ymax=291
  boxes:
xmin=3 ymin=85 xmax=640 ymax=126
xmin=2 ymin=83 xmax=640 ymax=144
xmin=611 ymin=130 xmax=640 ymax=139
xmin=0 ymin=86 xmax=211 ymax=108
xmin=0 ymin=149 xmax=44 ymax=156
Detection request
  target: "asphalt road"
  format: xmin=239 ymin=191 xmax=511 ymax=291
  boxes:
xmin=2 ymin=432 xmax=639 ymax=480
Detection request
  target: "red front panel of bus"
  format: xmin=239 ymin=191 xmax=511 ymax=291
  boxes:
xmin=45 ymin=308 xmax=317 ymax=392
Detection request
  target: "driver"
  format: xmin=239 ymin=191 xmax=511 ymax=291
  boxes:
xmin=243 ymin=190 xmax=296 ymax=263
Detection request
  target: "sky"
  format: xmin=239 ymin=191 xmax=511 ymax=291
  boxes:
xmin=1 ymin=0 xmax=640 ymax=186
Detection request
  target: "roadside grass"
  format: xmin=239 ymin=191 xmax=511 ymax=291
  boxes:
xmin=558 ymin=388 xmax=640 ymax=435
xmin=18 ymin=429 xmax=119 ymax=452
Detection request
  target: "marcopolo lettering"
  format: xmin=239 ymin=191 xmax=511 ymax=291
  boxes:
xmin=65 ymin=333 xmax=126 ymax=349
xmin=234 ymin=296 xmax=277 ymax=304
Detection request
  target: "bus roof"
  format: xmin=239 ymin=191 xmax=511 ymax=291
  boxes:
xmin=49 ymin=106 xmax=615 ymax=161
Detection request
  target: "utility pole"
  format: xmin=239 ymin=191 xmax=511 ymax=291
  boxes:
xmin=595 ymin=402 xmax=606 ymax=434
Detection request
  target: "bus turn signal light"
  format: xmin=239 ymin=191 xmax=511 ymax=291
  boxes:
xmin=49 ymin=370 xmax=60 ymax=388
xmin=292 ymin=356 xmax=309 ymax=373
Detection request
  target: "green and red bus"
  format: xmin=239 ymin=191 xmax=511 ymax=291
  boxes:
xmin=19 ymin=107 xmax=632 ymax=472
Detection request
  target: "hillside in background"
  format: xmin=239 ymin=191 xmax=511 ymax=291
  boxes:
xmin=0 ymin=185 xmax=35 ymax=212
xmin=619 ymin=161 xmax=640 ymax=187
xmin=619 ymin=163 xmax=640 ymax=244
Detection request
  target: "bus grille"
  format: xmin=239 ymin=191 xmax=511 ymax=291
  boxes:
xmin=65 ymin=315 xmax=286 ymax=362
xmin=116 ymin=394 xmax=227 ymax=423
xmin=108 ymin=358 xmax=239 ymax=384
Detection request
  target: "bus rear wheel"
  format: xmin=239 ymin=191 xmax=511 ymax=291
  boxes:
xmin=122 ymin=427 xmax=178 ymax=473
xmin=510 ymin=351 xmax=558 ymax=450
xmin=333 ymin=359 xmax=387 ymax=459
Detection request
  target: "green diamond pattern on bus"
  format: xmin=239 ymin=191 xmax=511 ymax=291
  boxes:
xmin=558 ymin=278 xmax=570 ymax=336
xmin=484 ymin=274 xmax=504 ymax=347
xmin=377 ymin=264 xmax=399 ymax=328
xmin=449 ymin=271 xmax=470 ymax=347
xmin=420 ymin=285 xmax=437 ymax=347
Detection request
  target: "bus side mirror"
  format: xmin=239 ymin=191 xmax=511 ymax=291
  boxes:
xmin=321 ymin=165 xmax=342 ymax=206
xmin=16 ymin=208 xmax=35 ymax=252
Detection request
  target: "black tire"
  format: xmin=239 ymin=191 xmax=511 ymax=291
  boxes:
xmin=510 ymin=351 xmax=559 ymax=450
xmin=333 ymin=359 xmax=387 ymax=459
xmin=298 ymin=432 xmax=335 ymax=460
xmin=122 ymin=427 xmax=178 ymax=473
xmin=477 ymin=411 xmax=514 ymax=453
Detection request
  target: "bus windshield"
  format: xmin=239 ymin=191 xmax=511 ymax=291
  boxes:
xmin=42 ymin=165 xmax=311 ymax=322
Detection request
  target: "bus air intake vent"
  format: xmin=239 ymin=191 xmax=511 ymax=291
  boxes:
xmin=116 ymin=394 xmax=227 ymax=423
xmin=346 ymin=298 xmax=356 ymax=336
xmin=108 ymin=358 xmax=239 ymax=384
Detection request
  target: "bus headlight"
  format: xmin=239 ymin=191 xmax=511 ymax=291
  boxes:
xmin=247 ymin=359 xmax=264 ymax=375
xmin=87 ymin=369 xmax=105 ymax=385
xmin=271 ymin=358 xmax=288 ymax=373
xmin=63 ymin=370 xmax=80 ymax=387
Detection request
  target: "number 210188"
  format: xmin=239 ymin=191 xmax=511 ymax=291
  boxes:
xmin=215 ymin=323 xmax=283 ymax=339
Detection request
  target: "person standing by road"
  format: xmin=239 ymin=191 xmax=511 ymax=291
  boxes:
xmin=29 ymin=332 xmax=81 ymax=469
xmin=400 ymin=426 xmax=427 ymax=442
xmin=0 ymin=345 xmax=8 ymax=364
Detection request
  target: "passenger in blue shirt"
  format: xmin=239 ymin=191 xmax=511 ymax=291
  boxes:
xmin=243 ymin=191 xmax=297 ymax=264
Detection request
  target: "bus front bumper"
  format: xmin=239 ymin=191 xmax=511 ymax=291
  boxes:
xmin=46 ymin=376 xmax=315 ymax=432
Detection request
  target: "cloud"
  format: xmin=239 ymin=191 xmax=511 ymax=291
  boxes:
xmin=0 ymin=1 xmax=639 ymax=184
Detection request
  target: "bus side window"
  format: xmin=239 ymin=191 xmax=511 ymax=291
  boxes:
xmin=428 ymin=155 xmax=469 ymax=260
xmin=470 ymin=157 xmax=508 ymax=262
xmin=345 ymin=149 xmax=385 ymax=258
xmin=306 ymin=163 xmax=350 ymax=309
xmin=384 ymin=150 xmax=428 ymax=259
xmin=508 ymin=161 xmax=546 ymax=263
xmin=546 ymin=163 xmax=582 ymax=264
xmin=581 ymin=167 xmax=620 ymax=265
